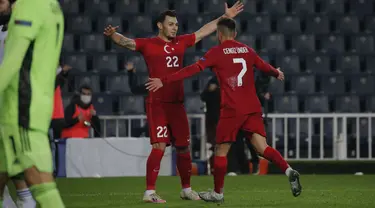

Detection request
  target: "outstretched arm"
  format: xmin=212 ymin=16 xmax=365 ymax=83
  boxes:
xmin=250 ymin=49 xmax=284 ymax=80
xmin=163 ymin=64 xmax=202 ymax=83
xmin=194 ymin=1 xmax=244 ymax=44
xmin=146 ymin=49 xmax=217 ymax=92
xmin=104 ymin=25 xmax=136 ymax=51
xmin=146 ymin=64 xmax=203 ymax=92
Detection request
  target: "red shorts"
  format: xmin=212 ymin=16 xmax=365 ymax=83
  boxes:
xmin=216 ymin=113 xmax=266 ymax=144
xmin=145 ymin=102 xmax=190 ymax=147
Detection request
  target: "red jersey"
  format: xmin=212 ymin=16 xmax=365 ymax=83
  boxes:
xmin=135 ymin=34 xmax=196 ymax=103
xmin=163 ymin=40 xmax=279 ymax=118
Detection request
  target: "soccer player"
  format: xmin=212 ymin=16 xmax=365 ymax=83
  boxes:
xmin=104 ymin=2 xmax=244 ymax=203
xmin=0 ymin=1 xmax=36 ymax=208
xmin=0 ymin=0 xmax=65 ymax=207
xmin=146 ymin=17 xmax=302 ymax=203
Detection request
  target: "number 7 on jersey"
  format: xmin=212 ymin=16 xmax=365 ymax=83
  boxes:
xmin=233 ymin=58 xmax=247 ymax=87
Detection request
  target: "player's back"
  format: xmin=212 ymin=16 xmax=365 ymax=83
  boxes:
xmin=0 ymin=0 xmax=64 ymax=133
xmin=211 ymin=40 xmax=262 ymax=117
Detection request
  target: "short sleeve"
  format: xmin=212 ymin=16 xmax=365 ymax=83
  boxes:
xmin=134 ymin=38 xmax=149 ymax=52
xmin=8 ymin=0 xmax=44 ymax=40
xmin=196 ymin=48 xmax=216 ymax=70
xmin=178 ymin=33 xmax=196 ymax=48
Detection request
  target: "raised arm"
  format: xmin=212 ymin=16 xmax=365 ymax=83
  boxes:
xmin=194 ymin=1 xmax=244 ymax=44
xmin=104 ymin=25 xmax=136 ymax=51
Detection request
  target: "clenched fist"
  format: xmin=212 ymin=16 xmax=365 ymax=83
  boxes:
xmin=103 ymin=25 xmax=119 ymax=37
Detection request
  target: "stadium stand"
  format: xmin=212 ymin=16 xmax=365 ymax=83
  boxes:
xmin=60 ymin=0 xmax=375 ymax=142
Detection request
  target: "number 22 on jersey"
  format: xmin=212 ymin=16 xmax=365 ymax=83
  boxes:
xmin=233 ymin=58 xmax=247 ymax=87
xmin=166 ymin=56 xmax=179 ymax=68
xmin=156 ymin=126 xmax=168 ymax=138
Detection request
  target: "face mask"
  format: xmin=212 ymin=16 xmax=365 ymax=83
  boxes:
xmin=80 ymin=95 xmax=91 ymax=104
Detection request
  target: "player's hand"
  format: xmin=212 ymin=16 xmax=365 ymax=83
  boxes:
xmin=208 ymin=83 xmax=218 ymax=92
xmin=145 ymin=78 xmax=163 ymax=92
xmin=62 ymin=64 xmax=72 ymax=72
xmin=264 ymin=92 xmax=271 ymax=100
xmin=276 ymin=68 xmax=284 ymax=81
xmin=125 ymin=62 xmax=135 ymax=72
xmin=90 ymin=109 xmax=96 ymax=116
xmin=225 ymin=1 xmax=244 ymax=18
xmin=103 ymin=25 xmax=119 ymax=37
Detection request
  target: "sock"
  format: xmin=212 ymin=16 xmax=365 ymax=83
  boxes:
xmin=182 ymin=187 xmax=191 ymax=194
xmin=213 ymin=156 xmax=227 ymax=194
xmin=176 ymin=152 xmax=192 ymax=189
xmin=146 ymin=148 xmax=164 ymax=191
xmin=144 ymin=190 xmax=155 ymax=196
xmin=29 ymin=182 xmax=64 ymax=208
xmin=17 ymin=188 xmax=36 ymax=208
xmin=263 ymin=146 xmax=289 ymax=173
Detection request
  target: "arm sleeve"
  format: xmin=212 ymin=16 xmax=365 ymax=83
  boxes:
xmin=0 ymin=0 xmax=44 ymax=93
xmin=64 ymin=103 xmax=79 ymax=128
xmin=8 ymin=0 xmax=44 ymax=40
xmin=162 ymin=48 xmax=217 ymax=83
xmin=127 ymin=70 xmax=148 ymax=95
xmin=162 ymin=64 xmax=202 ymax=84
xmin=250 ymin=48 xmax=279 ymax=77
xmin=0 ymin=38 xmax=30 ymax=92
xmin=91 ymin=115 xmax=101 ymax=137
xmin=134 ymin=38 xmax=148 ymax=52
xmin=179 ymin=33 xmax=196 ymax=48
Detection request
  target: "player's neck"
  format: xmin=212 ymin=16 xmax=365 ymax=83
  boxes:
xmin=157 ymin=34 xmax=172 ymax=43
xmin=220 ymin=37 xmax=234 ymax=44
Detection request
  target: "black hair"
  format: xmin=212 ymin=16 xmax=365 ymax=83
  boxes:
xmin=217 ymin=17 xmax=236 ymax=33
xmin=9 ymin=0 xmax=16 ymax=4
xmin=79 ymin=83 xmax=92 ymax=92
xmin=156 ymin=10 xmax=177 ymax=23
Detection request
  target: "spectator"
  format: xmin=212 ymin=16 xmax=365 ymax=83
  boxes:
xmin=200 ymin=76 xmax=220 ymax=173
xmin=255 ymin=71 xmax=271 ymax=125
xmin=126 ymin=61 xmax=149 ymax=137
xmin=61 ymin=84 xmax=101 ymax=138
xmin=51 ymin=63 xmax=72 ymax=139
xmin=50 ymin=63 xmax=71 ymax=177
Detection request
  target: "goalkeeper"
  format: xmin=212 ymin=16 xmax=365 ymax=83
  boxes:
xmin=0 ymin=0 xmax=65 ymax=207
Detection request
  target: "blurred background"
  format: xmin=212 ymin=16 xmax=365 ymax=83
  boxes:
xmin=56 ymin=0 xmax=375 ymax=177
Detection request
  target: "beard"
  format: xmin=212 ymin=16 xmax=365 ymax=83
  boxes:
xmin=166 ymin=35 xmax=175 ymax=40
xmin=0 ymin=13 xmax=10 ymax=26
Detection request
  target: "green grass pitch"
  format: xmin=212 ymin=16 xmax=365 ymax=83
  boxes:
xmin=52 ymin=175 xmax=375 ymax=208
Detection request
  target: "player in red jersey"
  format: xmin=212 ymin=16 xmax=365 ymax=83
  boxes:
xmin=146 ymin=17 xmax=302 ymax=204
xmin=103 ymin=2 xmax=244 ymax=204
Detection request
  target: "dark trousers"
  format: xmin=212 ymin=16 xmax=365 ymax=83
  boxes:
xmin=206 ymin=118 xmax=218 ymax=173
xmin=50 ymin=118 xmax=65 ymax=177
xmin=227 ymin=131 xmax=259 ymax=174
